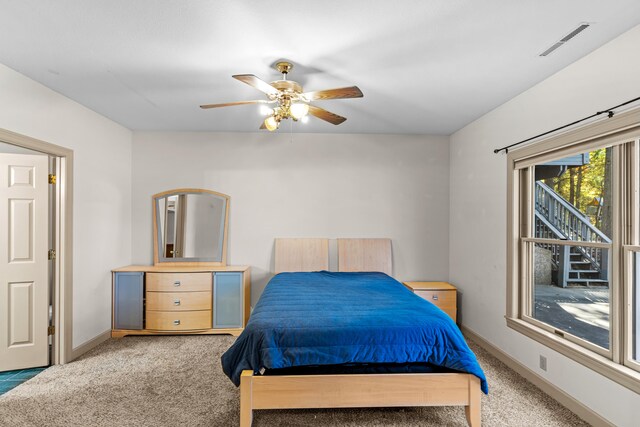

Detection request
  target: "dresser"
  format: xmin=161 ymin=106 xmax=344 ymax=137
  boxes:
xmin=112 ymin=265 xmax=250 ymax=338
xmin=403 ymin=281 xmax=457 ymax=322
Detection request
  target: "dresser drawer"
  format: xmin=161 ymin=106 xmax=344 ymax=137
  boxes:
xmin=146 ymin=272 xmax=210 ymax=292
xmin=146 ymin=310 xmax=211 ymax=330
xmin=146 ymin=291 xmax=212 ymax=311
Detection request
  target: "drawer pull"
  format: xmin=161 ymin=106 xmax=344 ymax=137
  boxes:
xmin=173 ymin=320 xmax=181 ymax=326
xmin=432 ymin=295 xmax=439 ymax=301
xmin=173 ymin=281 xmax=181 ymax=287
xmin=174 ymin=299 xmax=181 ymax=306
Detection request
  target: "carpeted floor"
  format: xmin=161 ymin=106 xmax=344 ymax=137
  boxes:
xmin=0 ymin=335 xmax=589 ymax=426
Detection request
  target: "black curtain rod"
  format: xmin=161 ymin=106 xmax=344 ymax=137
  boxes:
xmin=493 ymin=95 xmax=640 ymax=154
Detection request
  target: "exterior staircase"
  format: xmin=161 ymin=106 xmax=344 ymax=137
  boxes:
xmin=566 ymin=246 xmax=609 ymax=286
xmin=534 ymin=181 xmax=610 ymax=288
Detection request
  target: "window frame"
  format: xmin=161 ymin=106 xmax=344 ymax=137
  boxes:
xmin=506 ymin=107 xmax=640 ymax=392
xmin=623 ymin=246 xmax=640 ymax=373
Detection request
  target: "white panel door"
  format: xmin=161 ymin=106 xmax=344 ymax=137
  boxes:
xmin=0 ymin=153 xmax=49 ymax=371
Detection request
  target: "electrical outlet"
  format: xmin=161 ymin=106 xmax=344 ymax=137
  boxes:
xmin=539 ymin=355 xmax=547 ymax=371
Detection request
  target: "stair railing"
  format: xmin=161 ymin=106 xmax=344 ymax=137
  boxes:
xmin=534 ymin=181 xmax=611 ymax=286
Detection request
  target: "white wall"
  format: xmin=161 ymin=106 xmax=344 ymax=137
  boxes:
xmin=0 ymin=63 xmax=132 ymax=349
xmin=132 ymin=132 xmax=449 ymax=303
xmin=450 ymin=24 xmax=640 ymax=426
xmin=0 ymin=141 xmax=42 ymax=154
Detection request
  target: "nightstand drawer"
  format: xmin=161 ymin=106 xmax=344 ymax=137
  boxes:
xmin=415 ymin=289 xmax=457 ymax=321
xmin=438 ymin=307 xmax=457 ymax=322
xmin=146 ymin=291 xmax=212 ymax=311
xmin=404 ymin=281 xmax=458 ymax=323
xmin=415 ymin=290 xmax=456 ymax=308
xmin=146 ymin=272 xmax=210 ymax=292
xmin=146 ymin=310 xmax=211 ymax=330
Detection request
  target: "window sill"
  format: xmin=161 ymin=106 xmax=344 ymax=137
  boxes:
xmin=506 ymin=317 xmax=640 ymax=394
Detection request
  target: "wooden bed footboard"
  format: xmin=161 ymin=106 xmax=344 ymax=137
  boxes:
xmin=239 ymin=370 xmax=481 ymax=426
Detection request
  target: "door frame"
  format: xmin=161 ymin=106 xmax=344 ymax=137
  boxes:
xmin=0 ymin=128 xmax=73 ymax=365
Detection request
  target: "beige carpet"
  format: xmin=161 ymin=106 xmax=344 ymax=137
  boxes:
xmin=0 ymin=335 xmax=589 ymax=426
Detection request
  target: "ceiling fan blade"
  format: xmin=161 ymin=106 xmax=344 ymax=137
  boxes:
xmin=200 ymin=100 xmax=273 ymax=109
xmin=302 ymin=86 xmax=363 ymax=102
xmin=233 ymin=74 xmax=280 ymax=96
xmin=308 ymin=105 xmax=347 ymax=125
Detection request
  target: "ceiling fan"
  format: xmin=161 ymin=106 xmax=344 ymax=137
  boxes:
xmin=200 ymin=62 xmax=363 ymax=131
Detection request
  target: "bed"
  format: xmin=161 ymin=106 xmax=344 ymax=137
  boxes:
xmin=222 ymin=238 xmax=486 ymax=426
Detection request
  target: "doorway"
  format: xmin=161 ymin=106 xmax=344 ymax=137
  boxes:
xmin=0 ymin=146 xmax=49 ymax=372
xmin=0 ymin=129 xmax=73 ymax=372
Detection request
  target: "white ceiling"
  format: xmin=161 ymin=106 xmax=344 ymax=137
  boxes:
xmin=1 ymin=1 xmax=639 ymax=134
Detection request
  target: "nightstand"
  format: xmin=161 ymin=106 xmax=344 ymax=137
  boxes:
xmin=403 ymin=281 xmax=457 ymax=322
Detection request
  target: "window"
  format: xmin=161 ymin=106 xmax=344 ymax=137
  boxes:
xmin=506 ymin=108 xmax=640 ymax=392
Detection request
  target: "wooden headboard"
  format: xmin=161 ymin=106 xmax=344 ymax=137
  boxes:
xmin=274 ymin=238 xmax=329 ymax=273
xmin=337 ymin=238 xmax=393 ymax=276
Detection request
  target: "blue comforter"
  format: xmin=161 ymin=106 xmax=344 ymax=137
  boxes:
xmin=221 ymin=271 xmax=488 ymax=393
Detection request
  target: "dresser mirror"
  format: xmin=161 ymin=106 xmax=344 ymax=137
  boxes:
xmin=153 ymin=188 xmax=229 ymax=266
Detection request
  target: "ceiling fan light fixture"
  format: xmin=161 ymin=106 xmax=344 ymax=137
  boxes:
xmin=200 ymin=61 xmax=363 ymax=130
xmin=290 ymin=103 xmax=309 ymax=120
xmin=264 ymin=115 xmax=279 ymax=131
xmin=259 ymin=105 xmax=274 ymax=116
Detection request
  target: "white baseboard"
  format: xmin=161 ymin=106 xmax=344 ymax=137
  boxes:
xmin=69 ymin=329 xmax=111 ymax=362
xmin=461 ymin=325 xmax=614 ymax=427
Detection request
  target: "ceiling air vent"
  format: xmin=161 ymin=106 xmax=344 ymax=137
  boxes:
xmin=540 ymin=23 xmax=591 ymax=57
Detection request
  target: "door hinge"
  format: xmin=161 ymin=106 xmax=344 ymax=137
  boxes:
xmin=48 ymin=325 xmax=55 ymax=336
xmin=48 ymin=249 xmax=56 ymax=260
xmin=48 ymin=174 xmax=56 ymax=184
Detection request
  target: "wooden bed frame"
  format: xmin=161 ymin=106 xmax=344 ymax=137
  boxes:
xmin=240 ymin=238 xmax=481 ymax=426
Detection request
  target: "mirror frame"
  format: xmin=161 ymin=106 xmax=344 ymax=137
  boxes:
xmin=152 ymin=188 xmax=230 ymax=266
